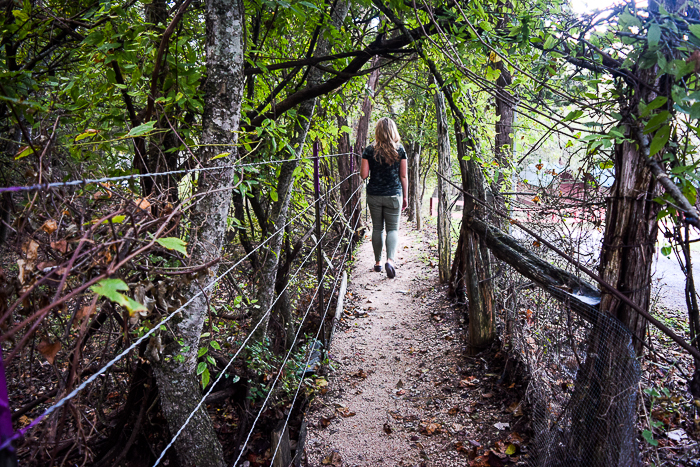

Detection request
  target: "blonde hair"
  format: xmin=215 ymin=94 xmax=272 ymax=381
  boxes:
xmin=373 ymin=117 xmax=401 ymax=165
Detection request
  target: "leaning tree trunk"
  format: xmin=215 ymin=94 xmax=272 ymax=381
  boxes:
xmin=434 ymin=86 xmax=452 ymax=283
xmin=150 ymin=0 xmax=244 ymax=464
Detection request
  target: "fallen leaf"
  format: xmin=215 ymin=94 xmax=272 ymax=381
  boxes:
xmin=337 ymin=407 xmax=356 ymax=418
xmin=18 ymin=416 xmax=30 ymax=427
xmin=50 ymin=239 xmax=68 ymax=254
xmin=321 ymin=451 xmax=342 ymax=466
xmin=396 ymin=379 xmax=404 ymax=389
xmin=505 ymin=444 xmax=517 ymax=455
xmin=74 ymin=303 xmax=97 ymax=325
xmin=37 ymin=338 xmax=61 ymax=364
xmin=320 ymin=416 xmax=335 ymax=428
xmin=667 ymin=428 xmax=688 ymax=442
xmin=448 ymin=405 xmax=460 ymax=415
xmin=494 ymin=422 xmax=510 ymax=431
xmin=351 ymin=369 xmax=367 ymax=379
xmin=396 ymin=389 xmax=406 ymax=396
xmin=482 ymin=392 xmax=493 ymax=398
xmin=41 ymin=219 xmax=58 ymax=234
xmin=460 ymin=376 xmax=477 ymax=388
xmin=420 ymin=422 xmax=440 ymax=436
xmin=22 ymin=239 xmax=39 ymax=262
xmin=316 ymin=378 xmax=328 ymax=388
xmin=486 ymin=450 xmax=506 ymax=467
xmin=507 ymin=432 xmax=524 ymax=444
xmin=505 ymin=401 xmax=523 ymax=417
xmin=383 ymin=422 xmax=393 ymax=434
xmin=134 ymin=198 xmax=151 ymax=210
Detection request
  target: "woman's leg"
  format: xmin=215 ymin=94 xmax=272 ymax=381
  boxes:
xmin=384 ymin=195 xmax=402 ymax=262
xmin=366 ymin=195 xmax=385 ymax=263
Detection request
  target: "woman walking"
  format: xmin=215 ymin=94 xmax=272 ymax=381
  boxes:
xmin=360 ymin=117 xmax=408 ymax=279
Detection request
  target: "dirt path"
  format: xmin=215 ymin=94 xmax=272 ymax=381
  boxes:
xmin=303 ymin=219 xmax=529 ymax=467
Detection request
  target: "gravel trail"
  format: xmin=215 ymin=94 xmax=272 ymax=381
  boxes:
xmin=302 ymin=219 xmax=527 ymax=467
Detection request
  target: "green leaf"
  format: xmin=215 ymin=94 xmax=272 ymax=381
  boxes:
xmin=661 ymin=245 xmax=672 ymax=256
xmin=14 ymin=146 xmax=35 ymax=160
xmin=201 ymin=368 xmax=210 ymax=388
xmin=649 ymin=125 xmax=671 ymax=156
xmin=155 ymin=237 xmax=188 ymax=256
xmin=207 ymin=355 xmax=215 ymax=365
xmin=642 ymin=429 xmax=659 ymax=446
xmin=270 ymin=190 xmax=278 ymax=202
xmin=196 ymin=361 xmax=207 ymax=375
xmin=103 ymin=215 xmax=126 ymax=224
xmin=647 ymin=23 xmax=661 ymax=48
xmin=127 ymin=121 xmax=156 ymax=137
xmin=563 ymin=109 xmax=584 ymax=122
xmin=91 ymin=278 xmax=128 ymax=302
xmin=689 ymin=24 xmax=700 ymax=40
xmin=210 ymin=340 xmax=221 ymax=350
xmin=640 ymin=96 xmax=668 ymax=118
xmin=485 ymin=66 xmax=501 ymax=81
xmin=211 ymin=152 xmax=230 ymax=161
xmin=644 ymin=111 xmax=670 ymax=134
xmin=90 ymin=278 xmax=147 ymax=315
xmin=198 ymin=347 xmax=208 ymax=358
xmin=75 ymin=129 xmax=99 ymax=142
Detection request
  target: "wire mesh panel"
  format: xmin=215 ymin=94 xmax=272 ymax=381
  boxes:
xmin=503 ymin=279 xmax=641 ymax=467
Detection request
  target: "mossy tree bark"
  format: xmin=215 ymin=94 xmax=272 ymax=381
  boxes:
xmin=150 ymin=0 xmax=244 ymax=464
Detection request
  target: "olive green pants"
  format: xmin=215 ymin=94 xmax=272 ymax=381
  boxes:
xmin=366 ymin=194 xmax=402 ymax=262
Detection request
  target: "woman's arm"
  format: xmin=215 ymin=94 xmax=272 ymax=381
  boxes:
xmin=399 ymin=159 xmax=408 ymax=210
xmin=360 ymin=159 xmax=370 ymax=180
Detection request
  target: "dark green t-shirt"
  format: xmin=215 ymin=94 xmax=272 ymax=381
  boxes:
xmin=363 ymin=144 xmax=406 ymax=196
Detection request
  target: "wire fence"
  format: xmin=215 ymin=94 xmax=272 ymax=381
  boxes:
xmin=0 ymin=147 xmax=363 ymax=466
xmin=490 ymin=172 xmax=642 ymax=467
xmin=500 ymin=277 xmax=640 ymax=467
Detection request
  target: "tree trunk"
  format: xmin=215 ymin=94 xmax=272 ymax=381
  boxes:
xmin=253 ymin=0 xmax=350 ymax=341
xmin=453 ymin=126 xmax=495 ymax=354
xmin=599 ymin=133 xmax=660 ymax=354
xmin=491 ymin=60 xmax=514 ymax=226
xmin=409 ymin=142 xmax=421 ymax=227
xmin=337 ymin=114 xmax=354 ymax=221
xmin=434 ymin=86 xmax=451 ymax=283
xmin=150 ymin=0 xmax=244 ymax=464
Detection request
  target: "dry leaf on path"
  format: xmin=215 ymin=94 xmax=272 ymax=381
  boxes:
xmin=337 ymin=407 xmax=356 ymax=418
xmin=383 ymin=422 xmax=392 ymax=434
xmin=320 ymin=416 xmax=335 ymax=428
xmin=351 ymin=369 xmax=367 ymax=379
xmin=37 ymin=338 xmax=61 ymax=364
xmin=448 ymin=405 xmax=460 ymax=415
xmin=321 ymin=451 xmax=342 ymax=466
xmin=459 ymin=376 xmax=477 ymax=387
